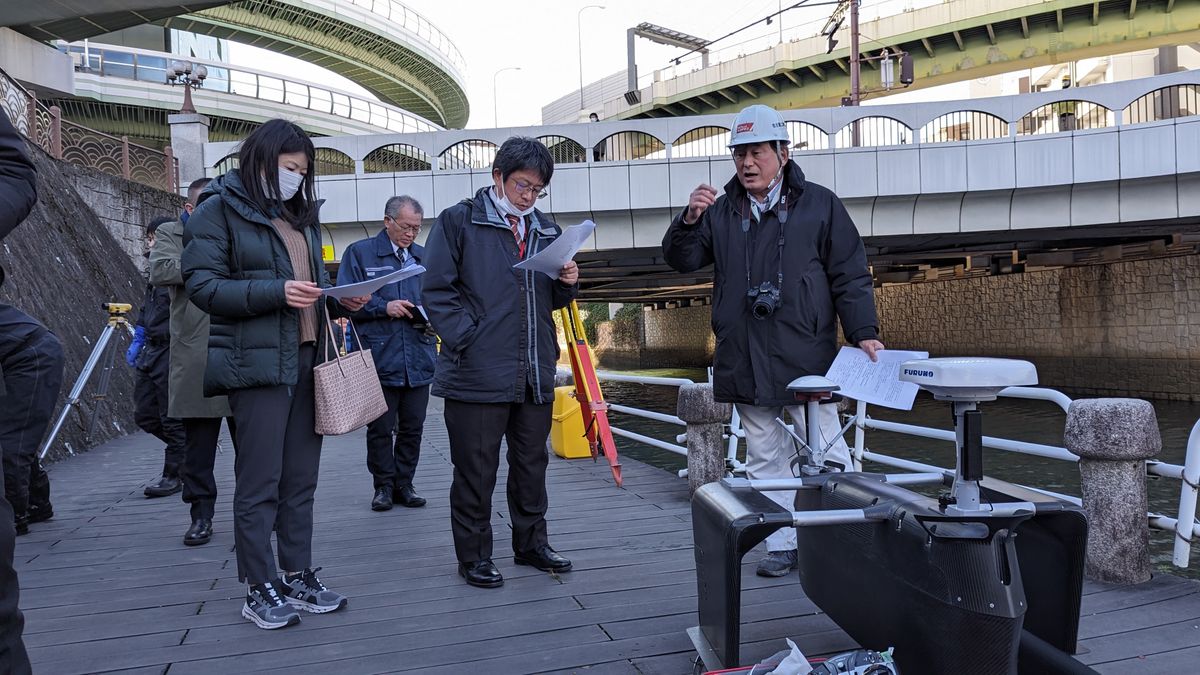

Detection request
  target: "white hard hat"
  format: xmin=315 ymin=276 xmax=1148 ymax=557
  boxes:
xmin=728 ymin=104 xmax=790 ymax=147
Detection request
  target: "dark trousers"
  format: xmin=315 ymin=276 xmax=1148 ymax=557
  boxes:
xmin=444 ymin=395 xmax=552 ymax=564
xmin=181 ymin=416 xmax=237 ymax=521
xmin=0 ymin=327 xmax=63 ymax=516
xmin=0 ymin=462 xmax=30 ymax=675
xmin=133 ymin=346 xmax=185 ymax=477
xmin=366 ymin=384 xmax=429 ymax=490
xmin=228 ymin=345 xmax=322 ymax=584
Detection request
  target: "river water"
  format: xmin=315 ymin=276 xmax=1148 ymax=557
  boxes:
xmin=593 ymin=367 xmax=1200 ymax=579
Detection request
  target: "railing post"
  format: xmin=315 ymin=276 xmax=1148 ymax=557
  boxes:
xmin=1064 ymin=398 xmax=1161 ymax=585
xmin=25 ymin=90 xmax=37 ymax=138
xmin=121 ymin=136 xmax=130 ymax=179
xmin=677 ymin=383 xmax=732 ymax=496
xmin=164 ymin=145 xmax=176 ymax=192
xmin=49 ymin=105 xmax=62 ymax=159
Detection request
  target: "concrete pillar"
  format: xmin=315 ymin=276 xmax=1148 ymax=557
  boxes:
xmin=168 ymin=113 xmax=211 ymax=192
xmin=677 ymin=383 xmax=732 ymax=496
xmin=1064 ymin=398 xmax=1161 ymax=585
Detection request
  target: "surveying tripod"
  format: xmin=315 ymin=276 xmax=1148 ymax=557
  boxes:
xmin=38 ymin=302 xmax=135 ymax=459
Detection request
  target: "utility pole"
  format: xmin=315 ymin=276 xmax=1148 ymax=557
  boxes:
xmin=849 ymin=0 xmax=860 ymax=106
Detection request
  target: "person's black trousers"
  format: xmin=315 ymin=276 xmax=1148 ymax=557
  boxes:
xmin=365 ymin=384 xmax=429 ymax=490
xmin=444 ymin=395 xmax=552 ymax=564
xmin=228 ymin=345 xmax=322 ymax=584
xmin=0 ymin=462 xmax=30 ymax=675
xmin=133 ymin=345 xmax=185 ymax=477
xmin=0 ymin=326 xmax=64 ymax=517
xmin=180 ymin=416 xmax=237 ymax=521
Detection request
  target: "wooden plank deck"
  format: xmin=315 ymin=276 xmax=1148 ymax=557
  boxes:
xmin=15 ymin=398 xmax=1200 ymax=674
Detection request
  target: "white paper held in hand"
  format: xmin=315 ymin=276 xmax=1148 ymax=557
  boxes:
xmin=323 ymin=265 xmax=426 ymax=299
xmin=824 ymin=346 xmax=930 ymax=410
xmin=513 ymin=220 xmax=597 ymax=277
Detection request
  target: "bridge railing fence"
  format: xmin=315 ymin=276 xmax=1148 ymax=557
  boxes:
xmin=0 ymin=65 xmax=178 ymax=193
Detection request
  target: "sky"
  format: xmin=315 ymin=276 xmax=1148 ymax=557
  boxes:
xmin=224 ymin=0 xmax=942 ymax=129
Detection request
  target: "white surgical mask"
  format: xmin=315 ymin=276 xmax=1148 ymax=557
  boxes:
xmin=493 ymin=186 xmax=536 ymax=218
xmin=277 ymin=167 xmax=304 ymax=201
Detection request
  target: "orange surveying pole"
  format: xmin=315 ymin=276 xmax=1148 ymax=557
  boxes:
xmin=558 ymin=301 xmax=622 ymax=487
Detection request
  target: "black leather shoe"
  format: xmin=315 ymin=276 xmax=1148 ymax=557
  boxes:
xmin=514 ymin=545 xmax=572 ymax=573
xmin=393 ymin=485 xmax=426 ymax=508
xmin=144 ymin=476 xmax=183 ymax=498
xmin=26 ymin=503 xmax=53 ymax=524
xmin=14 ymin=513 xmax=29 ymax=536
xmin=183 ymin=518 xmax=213 ymax=546
xmin=458 ymin=559 xmax=503 ymax=588
xmin=371 ymin=487 xmax=393 ymax=511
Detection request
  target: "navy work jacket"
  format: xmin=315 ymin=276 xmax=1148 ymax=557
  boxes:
xmin=338 ymin=229 xmax=437 ymax=388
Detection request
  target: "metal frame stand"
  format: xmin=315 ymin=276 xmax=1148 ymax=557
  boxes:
xmin=39 ymin=304 xmax=134 ymax=459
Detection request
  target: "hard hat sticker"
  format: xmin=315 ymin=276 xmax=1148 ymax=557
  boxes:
xmin=736 ymin=122 xmax=754 ymax=133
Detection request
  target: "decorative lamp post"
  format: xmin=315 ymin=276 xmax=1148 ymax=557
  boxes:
xmin=166 ymin=60 xmax=208 ymax=114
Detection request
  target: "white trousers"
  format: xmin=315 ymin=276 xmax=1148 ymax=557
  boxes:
xmin=735 ymin=402 xmax=853 ymax=552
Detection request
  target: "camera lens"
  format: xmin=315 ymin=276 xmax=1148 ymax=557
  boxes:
xmin=752 ymin=300 xmax=772 ymax=319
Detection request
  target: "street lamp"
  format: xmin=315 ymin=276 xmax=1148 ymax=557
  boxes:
xmin=578 ymin=4 xmax=605 ymax=114
xmin=493 ymin=66 xmax=521 ymax=127
xmin=166 ymin=60 xmax=207 ymax=114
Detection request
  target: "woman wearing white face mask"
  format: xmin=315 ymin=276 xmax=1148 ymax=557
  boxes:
xmin=182 ymin=119 xmax=370 ymax=629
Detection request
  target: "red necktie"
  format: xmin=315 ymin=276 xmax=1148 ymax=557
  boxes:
xmin=506 ymin=214 xmax=526 ymax=259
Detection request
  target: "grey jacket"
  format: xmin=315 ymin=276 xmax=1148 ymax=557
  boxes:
xmin=149 ymin=218 xmax=231 ymax=419
xmin=422 ymin=187 xmax=577 ymax=404
xmin=663 ymin=160 xmax=878 ymax=407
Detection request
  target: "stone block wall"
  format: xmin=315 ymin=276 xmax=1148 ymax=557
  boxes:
xmin=62 ymin=162 xmax=183 ymax=272
xmin=876 ymin=254 xmax=1200 ymax=402
xmin=593 ymin=254 xmax=1199 ymax=401
xmin=0 ymin=142 xmax=181 ymax=459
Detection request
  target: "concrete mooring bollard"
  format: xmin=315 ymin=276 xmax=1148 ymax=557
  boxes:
xmin=1064 ymin=398 xmax=1162 ymax=585
xmin=677 ymin=383 xmax=733 ymax=496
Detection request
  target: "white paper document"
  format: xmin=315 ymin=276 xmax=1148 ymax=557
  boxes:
xmin=322 ymin=265 xmax=426 ymax=299
xmin=514 ymin=220 xmax=596 ymax=277
xmin=824 ymin=346 xmax=930 ymax=410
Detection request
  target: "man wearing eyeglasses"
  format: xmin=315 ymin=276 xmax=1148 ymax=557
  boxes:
xmin=338 ymin=195 xmax=438 ymax=512
xmin=423 ymin=136 xmax=579 ymax=589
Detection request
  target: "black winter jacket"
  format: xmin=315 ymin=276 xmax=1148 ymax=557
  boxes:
xmin=182 ymin=169 xmax=339 ymax=396
xmin=663 ymin=161 xmax=878 ymax=407
xmin=0 ymin=107 xmax=37 ymax=290
xmin=422 ymin=187 xmax=577 ymax=404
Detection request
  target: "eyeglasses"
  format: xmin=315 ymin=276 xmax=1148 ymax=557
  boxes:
xmin=386 ymin=217 xmax=421 ymax=235
xmin=511 ymin=178 xmax=548 ymax=200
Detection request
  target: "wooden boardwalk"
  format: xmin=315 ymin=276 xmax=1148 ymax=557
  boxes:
xmin=14 ymin=398 xmax=1200 ymax=674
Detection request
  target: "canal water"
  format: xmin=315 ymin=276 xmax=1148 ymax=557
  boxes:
xmin=593 ymin=367 xmax=1200 ymax=579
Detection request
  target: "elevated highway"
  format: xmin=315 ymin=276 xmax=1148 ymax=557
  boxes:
xmin=605 ymin=0 xmax=1198 ymax=121
xmin=5 ymin=0 xmax=469 ymax=129
xmin=201 ymin=72 xmax=1200 ymax=304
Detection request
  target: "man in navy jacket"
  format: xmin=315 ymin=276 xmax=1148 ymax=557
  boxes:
xmin=339 ymin=196 xmax=437 ymax=511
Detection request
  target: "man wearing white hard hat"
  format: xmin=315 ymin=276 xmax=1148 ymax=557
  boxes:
xmin=663 ymin=104 xmax=884 ymax=577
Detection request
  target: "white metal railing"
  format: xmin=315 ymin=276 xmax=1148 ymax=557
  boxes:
xmin=595 ymin=371 xmax=693 ymax=459
xmin=843 ymin=388 xmax=1200 ymax=569
xmin=345 ymin=0 xmax=467 ymax=81
xmin=60 ymin=42 xmax=442 ymax=134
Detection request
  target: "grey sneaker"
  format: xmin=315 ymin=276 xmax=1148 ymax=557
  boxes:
xmin=282 ymin=567 xmax=347 ymax=614
xmin=756 ymin=550 xmax=799 ymax=578
xmin=242 ymin=581 xmax=301 ymax=630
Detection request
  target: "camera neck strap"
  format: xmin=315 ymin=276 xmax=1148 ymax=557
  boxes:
xmin=742 ymin=189 xmax=788 ymax=293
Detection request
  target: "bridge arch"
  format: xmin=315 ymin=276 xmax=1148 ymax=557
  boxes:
xmin=1123 ymin=85 xmax=1200 ymax=125
xmin=593 ymin=131 xmax=666 ymax=162
xmin=1017 ymin=101 xmax=1113 ymax=135
xmin=315 ymin=148 xmax=355 ymax=176
xmin=363 ymin=143 xmax=432 ymax=173
xmin=538 ymin=135 xmax=587 ymax=164
xmin=438 ymin=139 xmax=497 ymax=170
xmin=672 ymin=126 xmax=730 ymax=158
xmin=920 ymin=111 xmax=1009 ymax=143
xmin=835 ymin=116 xmax=912 ymax=148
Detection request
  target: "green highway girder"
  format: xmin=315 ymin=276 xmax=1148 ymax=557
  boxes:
xmin=621 ymin=0 xmax=1198 ymax=119
xmin=157 ymin=0 xmax=468 ymax=129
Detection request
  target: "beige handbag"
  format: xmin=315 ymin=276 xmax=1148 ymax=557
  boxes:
xmin=313 ymin=317 xmax=388 ymax=436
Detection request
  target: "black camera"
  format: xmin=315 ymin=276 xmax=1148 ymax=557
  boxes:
xmin=746 ymin=282 xmax=781 ymax=319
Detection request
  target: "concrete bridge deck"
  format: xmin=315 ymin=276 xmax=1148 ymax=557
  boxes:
xmin=15 ymin=399 xmax=1200 ymax=673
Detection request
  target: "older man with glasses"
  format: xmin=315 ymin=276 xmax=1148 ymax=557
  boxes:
xmin=338 ymin=195 xmax=438 ymax=511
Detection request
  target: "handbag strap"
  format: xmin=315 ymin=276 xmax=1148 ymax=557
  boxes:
xmin=323 ymin=315 xmax=372 ymax=369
